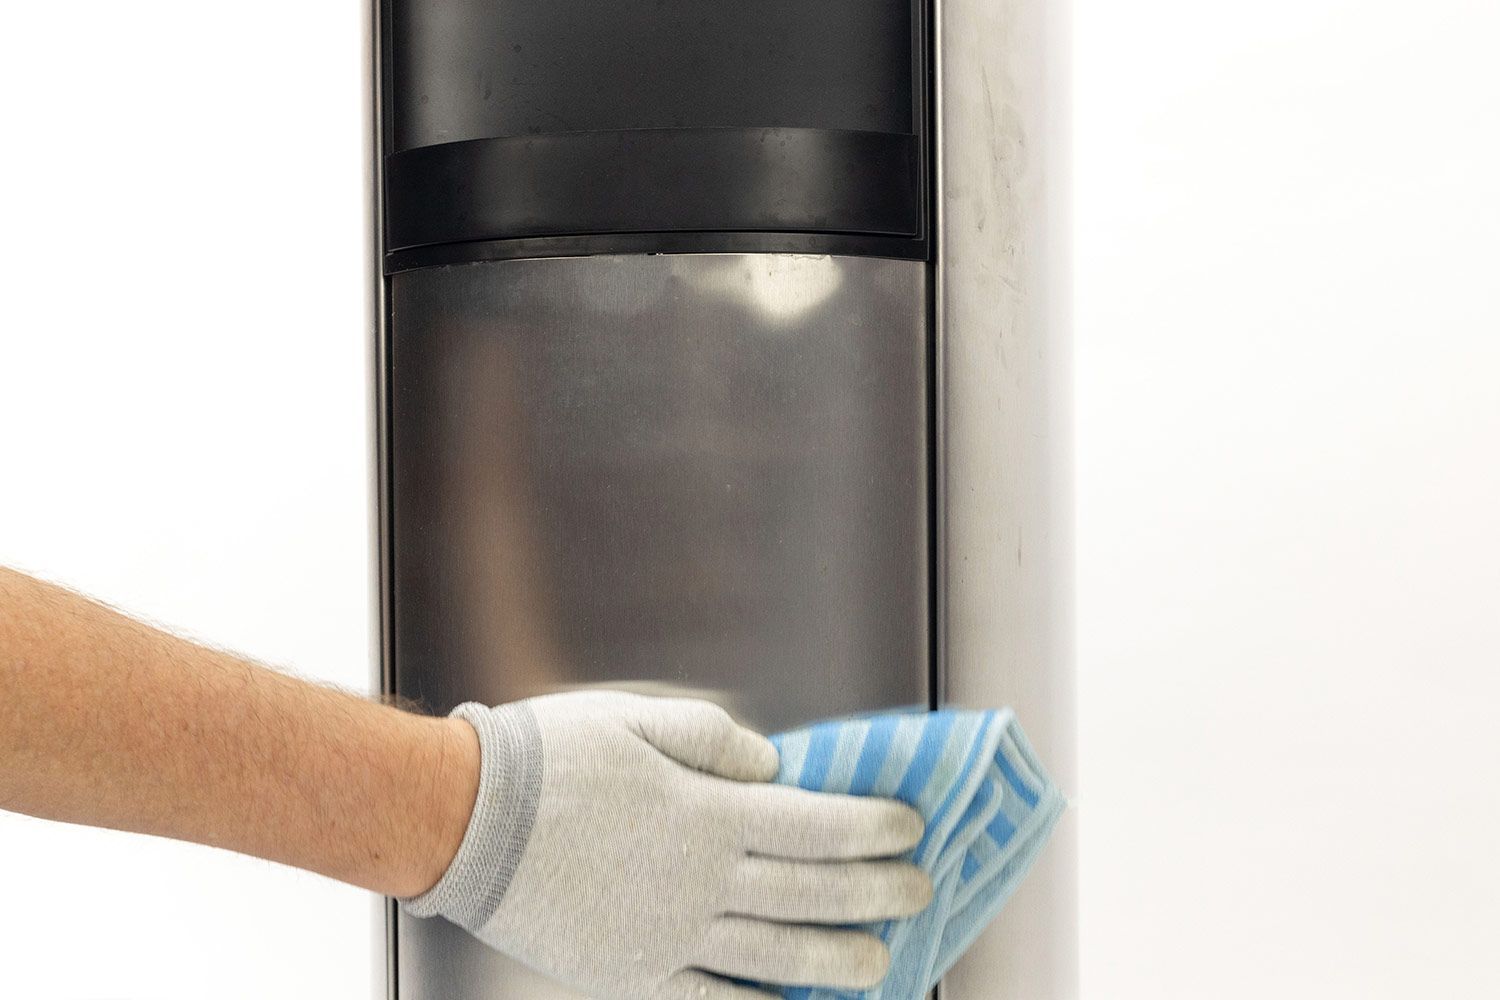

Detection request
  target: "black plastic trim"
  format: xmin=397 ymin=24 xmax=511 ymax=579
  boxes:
xmin=385 ymin=127 xmax=919 ymax=254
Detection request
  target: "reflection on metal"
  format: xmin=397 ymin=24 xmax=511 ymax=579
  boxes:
xmin=678 ymin=254 xmax=848 ymax=326
xmin=934 ymin=0 xmax=1077 ymax=997
xmin=389 ymin=254 xmax=930 ymax=1000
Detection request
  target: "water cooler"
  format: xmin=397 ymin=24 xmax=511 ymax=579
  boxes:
xmin=369 ymin=2 xmax=1074 ymax=996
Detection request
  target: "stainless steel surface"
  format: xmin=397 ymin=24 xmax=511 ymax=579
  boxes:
xmin=934 ymin=0 xmax=1078 ymax=997
xmin=389 ymin=253 xmax=930 ymax=1000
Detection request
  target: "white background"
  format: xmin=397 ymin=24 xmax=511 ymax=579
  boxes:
xmin=1 ymin=1 xmax=1497 ymax=998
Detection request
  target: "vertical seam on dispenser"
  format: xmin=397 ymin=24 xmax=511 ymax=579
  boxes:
xmin=928 ymin=1 xmax=947 ymax=998
xmin=372 ymin=0 xmax=399 ymax=994
xmin=927 ymin=0 xmax=945 ymax=718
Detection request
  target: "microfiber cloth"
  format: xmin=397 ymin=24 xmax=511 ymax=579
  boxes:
xmin=763 ymin=709 xmax=1066 ymax=1000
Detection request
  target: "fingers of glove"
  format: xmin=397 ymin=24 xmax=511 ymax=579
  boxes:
xmin=660 ymin=969 xmax=779 ymax=1000
xmin=634 ymin=697 xmax=780 ymax=782
xmin=739 ymin=784 xmax=924 ymax=860
xmin=729 ymin=856 xmax=934 ymax=923
xmin=696 ymin=915 xmax=891 ymax=991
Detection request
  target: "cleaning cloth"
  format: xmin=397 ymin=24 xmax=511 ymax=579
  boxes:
xmin=764 ymin=708 xmax=1066 ymax=1000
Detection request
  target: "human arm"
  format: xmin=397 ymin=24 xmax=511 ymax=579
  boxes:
xmin=0 ymin=565 xmax=476 ymax=897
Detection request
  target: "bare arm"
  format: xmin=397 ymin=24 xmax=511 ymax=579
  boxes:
xmin=0 ymin=566 xmax=478 ymax=898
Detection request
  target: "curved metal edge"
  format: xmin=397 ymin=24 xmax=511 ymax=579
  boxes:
xmin=933 ymin=0 xmax=1079 ymax=996
xmin=383 ymin=230 xmax=929 ymax=273
xmin=366 ymin=3 xmax=399 ymax=999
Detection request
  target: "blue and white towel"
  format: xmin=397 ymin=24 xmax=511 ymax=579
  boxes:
xmin=765 ymin=708 xmax=1066 ymax=1000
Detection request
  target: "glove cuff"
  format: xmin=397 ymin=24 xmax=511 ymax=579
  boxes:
xmin=401 ymin=700 xmax=543 ymax=930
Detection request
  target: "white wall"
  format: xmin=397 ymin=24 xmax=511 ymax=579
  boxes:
xmin=1074 ymin=1 xmax=1500 ymax=997
xmin=1 ymin=2 xmax=1497 ymax=998
xmin=0 ymin=4 xmax=373 ymax=997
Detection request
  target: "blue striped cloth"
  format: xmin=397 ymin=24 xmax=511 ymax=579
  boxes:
xmin=764 ymin=709 xmax=1066 ymax=1000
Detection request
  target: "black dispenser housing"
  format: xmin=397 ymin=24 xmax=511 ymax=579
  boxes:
xmin=380 ymin=0 xmax=930 ymax=269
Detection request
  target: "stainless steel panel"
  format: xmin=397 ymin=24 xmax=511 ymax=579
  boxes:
xmin=389 ymin=253 xmax=929 ymax=1000
xmin=935 ymin=0 xmax=1078 ymax=997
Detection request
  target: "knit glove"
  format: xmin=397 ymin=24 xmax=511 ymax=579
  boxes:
xmin=404 ymin=690 xmax=933 ymax=999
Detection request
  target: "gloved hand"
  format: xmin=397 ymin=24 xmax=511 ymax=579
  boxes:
xmin=404 ymin=690 xmax=933 ymax=999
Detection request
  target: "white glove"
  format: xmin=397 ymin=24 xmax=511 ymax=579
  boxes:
xmin=404 ymin=690 xmax=932 ymax=999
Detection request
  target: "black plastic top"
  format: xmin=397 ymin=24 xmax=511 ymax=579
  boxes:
xmin=380 ymin=0 xmax=928 ymax=268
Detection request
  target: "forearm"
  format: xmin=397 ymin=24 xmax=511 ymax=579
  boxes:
xmin=0 ymin=567 xmax=478 ymax=897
